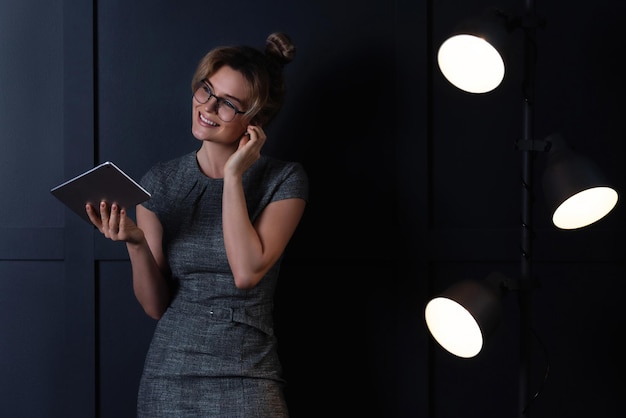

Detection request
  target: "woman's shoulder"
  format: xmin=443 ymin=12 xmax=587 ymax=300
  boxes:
xmin=253 ymin=155 xmax=309 ymax=201
xmin=149 ymin=151 xmax=196 ymax=176
xmin=258 ymin=155 xmax=306 ymax=175
xmin=140 ymin=151 xmax=197 ymax=190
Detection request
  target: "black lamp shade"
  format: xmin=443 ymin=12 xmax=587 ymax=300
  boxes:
xmin=542 ymin=134 xmax=619 ymax=229
xmin=425 ymin=278 xmax=503 ymax=358
xmin=437 ymin=10 xmax=511 ymax=93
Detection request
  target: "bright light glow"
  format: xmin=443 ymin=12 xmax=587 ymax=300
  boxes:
xmin=553 ymin=187 xmax=619 ymax=229
xmin=437 ymin=34 xmax=505 ymax=94
xmin=425 ymin=296 xmax=483 ymax=358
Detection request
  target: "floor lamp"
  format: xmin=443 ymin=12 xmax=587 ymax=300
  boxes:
xmin=424 ymin=1 xmax=619 ymax=417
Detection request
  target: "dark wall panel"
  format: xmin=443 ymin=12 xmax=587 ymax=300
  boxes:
xmin=276 ymin=262 xmax=400 ymax=418
xmin=0 ymin=0 xmax=96 ymax=416
xmin=0 ymin=262 xmax=66 ymax=417
xmin=0 ymin=0 xmax=64 ymax=228
xmin=530 ymin=262 xmax=626 ymax=416
xmin=98 ymin=261 xmax=156 ymax=418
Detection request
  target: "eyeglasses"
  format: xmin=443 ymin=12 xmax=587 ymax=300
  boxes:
xmin=193 ymin=81 xmax=246 ymax=122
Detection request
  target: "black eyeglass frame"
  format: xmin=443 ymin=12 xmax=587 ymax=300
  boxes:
xmin=193 ymin=81 xmax=247 ymax=122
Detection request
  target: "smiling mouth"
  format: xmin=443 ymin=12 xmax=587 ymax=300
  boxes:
xmin=199 ymin=113 xmax=218 ymax=126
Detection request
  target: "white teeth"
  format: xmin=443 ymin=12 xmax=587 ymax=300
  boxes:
xmin=200 ymin=114 xmax=217 ymax=126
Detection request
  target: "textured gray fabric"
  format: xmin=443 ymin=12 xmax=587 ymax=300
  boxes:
xmin=136 ymin=150 xmax=308 ymax=417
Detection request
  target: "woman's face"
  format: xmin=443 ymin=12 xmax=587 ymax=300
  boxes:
xmin=191 ymin=65 xmax=252 ymax=144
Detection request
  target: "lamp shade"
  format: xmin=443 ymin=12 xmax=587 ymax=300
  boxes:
xmin=425 ymin=277 xmax=504 ymax=358
xmin=437 ymin=10 xmax=511 ymax=94
xmin=542 ymin=133 xmax=619 ymax=230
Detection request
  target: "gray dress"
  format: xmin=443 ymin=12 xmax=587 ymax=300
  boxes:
xmin=136 ymin=151 xmax=308 ymax=417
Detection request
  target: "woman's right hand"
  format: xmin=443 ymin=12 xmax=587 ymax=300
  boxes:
xmin=86 ymin=201 xmax=144 ymax=244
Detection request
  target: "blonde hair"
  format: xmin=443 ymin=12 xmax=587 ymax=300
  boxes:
xmin=191 ymin=32 xmax=296 ymax=126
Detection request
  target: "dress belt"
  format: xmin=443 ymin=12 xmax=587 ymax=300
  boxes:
xmin=207 ymin=304 xmax=275 ymax=336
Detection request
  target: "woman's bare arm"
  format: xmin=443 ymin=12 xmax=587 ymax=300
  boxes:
xmin=87 ymin=202 xmax=171 ymax=319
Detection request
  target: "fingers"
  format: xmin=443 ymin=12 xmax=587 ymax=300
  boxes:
xmin=107 ymin=202 xmax=120 ymax=231
xmin=85 ymin=203 xmax=102 ymax=228
xmin=89 ymin=201 xmax=123 ymax=239
xmin=118 ymin=207 xmax=127 ymax=229
xmin=246 ymin=125 xmax=267 ymax=147
xmin=225 ymin=126 xmax=267 ymax=178
xmin=237 ymin=132 xmax=250 ymax=149
xmin=240 ymin=126 xmax=265 ymax=159
xmin=86 ymin=201 xmax=140 ymax=244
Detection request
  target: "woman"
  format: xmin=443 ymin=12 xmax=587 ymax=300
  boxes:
xmin=86 ymin=32 xmax=308 ymax=417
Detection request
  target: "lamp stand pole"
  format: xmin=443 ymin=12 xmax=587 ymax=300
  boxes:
xmin=518 ymin=0 xmax=538 ymax=416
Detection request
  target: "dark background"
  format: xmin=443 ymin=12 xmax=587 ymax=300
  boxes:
xmin=1 ymin=0 xmax=624 ymax=417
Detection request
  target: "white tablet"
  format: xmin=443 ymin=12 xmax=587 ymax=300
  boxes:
xmin=51 ymin=161 xmax=151 ymax=224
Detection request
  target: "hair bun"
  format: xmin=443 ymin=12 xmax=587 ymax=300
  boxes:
xmin=265 ymin=32 xmax=296 ymax=67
